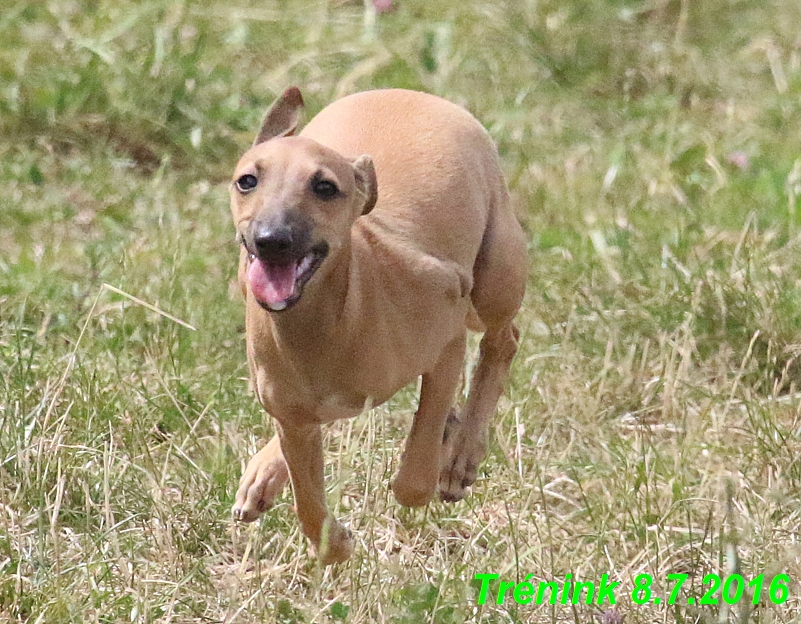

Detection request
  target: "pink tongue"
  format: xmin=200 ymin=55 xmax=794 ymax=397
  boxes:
xmin=248 ymin=257 xmax=298 ymax=307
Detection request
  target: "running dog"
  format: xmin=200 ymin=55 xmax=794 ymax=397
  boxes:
xmin=229 ymin=87 xmax=527 ymax=564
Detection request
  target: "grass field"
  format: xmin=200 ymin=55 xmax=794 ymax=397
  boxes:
xmin=3 ymin=0 xmax=801 ymax=622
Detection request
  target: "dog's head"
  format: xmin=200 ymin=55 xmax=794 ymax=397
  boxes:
xmin=230 ymin=87 xmax=377 ymax=312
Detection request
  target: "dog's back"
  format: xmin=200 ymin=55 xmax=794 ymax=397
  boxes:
xmin=301 ymin=89 xmax=506 ymax=270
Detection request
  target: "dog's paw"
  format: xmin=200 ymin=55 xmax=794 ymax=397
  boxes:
xmin=316 ymin=518 xmax=353 ymax=565
xmin=392 ymin=475 xmax=436 ymax=508
xmin=232 ymin=447 xmax=290 ymax=522
xmin=439 ymin=433 xmax=486 ymax=503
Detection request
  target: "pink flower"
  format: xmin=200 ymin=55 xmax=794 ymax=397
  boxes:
xmin=373 ymin=0 xmax=395 ymax=14
xmin=726 ymin=151 xmax=750 ymax=171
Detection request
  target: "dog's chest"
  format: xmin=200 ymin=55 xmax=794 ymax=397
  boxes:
xmin=253 ymin=367 xmax=369 ymax=424
xmin=319 ymin=392 xmax=371 ymax=417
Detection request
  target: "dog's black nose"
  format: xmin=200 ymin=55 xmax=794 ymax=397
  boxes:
xmin=253 ymin=223 xmax=295 ymax=259
xmin=249 ymin=213 xmax=312 ymax=260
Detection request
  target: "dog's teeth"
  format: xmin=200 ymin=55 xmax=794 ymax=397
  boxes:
xmin=249 ymin=254 xmax=256 ymax=261
xmin=268 ymin=300 xmax=288 ymax=311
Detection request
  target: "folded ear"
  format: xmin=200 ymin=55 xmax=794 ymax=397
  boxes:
xmin=352 ymin=155 xmax=378 ymax=215
xmin=253 ymin=87 xmax=305 ymax=146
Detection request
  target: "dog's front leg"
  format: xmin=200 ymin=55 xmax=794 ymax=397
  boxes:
xmin=392 ymin=332 xmax=466 ymax=507
xmin=233 ymin=433 xmax=289 ymax=522
xmin=278 ymin=421 xmax=353 ymax=564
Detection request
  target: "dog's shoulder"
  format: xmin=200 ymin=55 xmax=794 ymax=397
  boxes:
xmin=352 ymin=215 xmax=472 ymax=303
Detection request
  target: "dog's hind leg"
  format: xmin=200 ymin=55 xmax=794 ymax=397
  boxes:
xmin=233 ymin=433 xmax=290 ymax=522
xmin=439 ymin=196 xmax=526 ymax=502
xmin=393 ymin=332 xmax=466 ymax=507
xmin=439 ymin=322 xmax=519 ymax=501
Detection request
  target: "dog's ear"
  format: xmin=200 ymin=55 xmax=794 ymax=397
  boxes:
xmin=253 ymin=87 xmax=305 ymax=146
xmin=352 ymin=155 xmax=377 ymax=215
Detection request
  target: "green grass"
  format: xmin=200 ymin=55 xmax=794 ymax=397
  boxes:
xmin=2 ymin=0 xmax=801 ymax=622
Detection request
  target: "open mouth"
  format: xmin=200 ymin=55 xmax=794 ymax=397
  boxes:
xmin=246 ymin=243 xmax=328 ymax=312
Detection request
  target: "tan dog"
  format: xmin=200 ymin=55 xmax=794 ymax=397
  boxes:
xmin=229 ymin=87 xmax=527 ymax=564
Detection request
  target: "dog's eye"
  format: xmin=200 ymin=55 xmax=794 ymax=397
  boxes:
xmin=311 ymin=179 xmax=339 ymax=199
xmin=236 ymin=174 xmax=258 ymax=193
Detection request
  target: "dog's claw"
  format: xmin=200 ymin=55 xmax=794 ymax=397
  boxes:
xmin=232 ymin=444 xmax=290 ymax=522
xmin=439 ymin=489 xmax=465 ymax=503
xmin=439 ymin=431 xmax=485 ymax=503
xmin=316 ymin=519 xmax=353 ymax=565
xmin=232 ymin=502 xmax=266 ymax=523
xmin=438 ymin=469 xmax=476 ymax=502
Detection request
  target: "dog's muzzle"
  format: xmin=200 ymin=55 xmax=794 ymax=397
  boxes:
xmin=243 ymin=215 xmax=328 ymax=312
